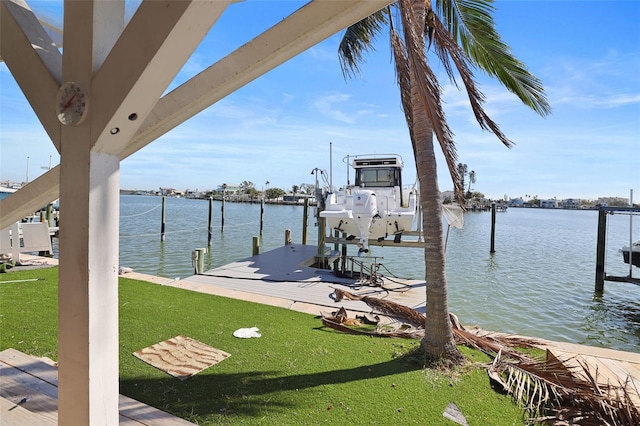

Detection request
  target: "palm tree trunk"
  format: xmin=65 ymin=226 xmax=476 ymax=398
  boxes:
xmin=415 ymin=130 xmax=462 ymax=363
xmin=408 ymin=0 xmax=462 ymax=363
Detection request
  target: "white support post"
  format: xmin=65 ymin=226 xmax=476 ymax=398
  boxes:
xmin=58 ymin=150 xmax=120 ymax=425
xmin=57 ymin=2 xmax=124 ymax=424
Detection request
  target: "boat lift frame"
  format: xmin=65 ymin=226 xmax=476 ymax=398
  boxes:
xmin=595 ymin=206 xmax=640 ymax=291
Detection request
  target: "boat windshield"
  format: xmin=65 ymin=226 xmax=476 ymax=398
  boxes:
xmin=356 ymin=167 xmax=399 ymax=188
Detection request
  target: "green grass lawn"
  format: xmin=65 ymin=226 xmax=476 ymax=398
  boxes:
xmin=0 ymin=267 xmax=527 ymax=425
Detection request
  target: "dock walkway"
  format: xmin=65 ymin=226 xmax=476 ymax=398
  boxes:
xmin=164 ymin=243 xmax=427 ymax=316
xmin=545 ymin=341 xmax=640 ymax=407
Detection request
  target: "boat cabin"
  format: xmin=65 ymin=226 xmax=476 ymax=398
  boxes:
xmin=353 ymin=156 xmax=404 ymax=204
xmin=321 ymin=154 xmax=417 ymax=253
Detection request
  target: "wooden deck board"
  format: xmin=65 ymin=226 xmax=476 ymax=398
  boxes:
xmin=544 ymin=340 xmax=640 ymax=364
xmin=0 ymin=349 xmax=194 ymax=425
xmin=119 ymin=394 xmax=193 ymax=425
xmin=0 ymin=360 xmax=58 ymax=400
xmin=0 ymin=349 xmax=59 ymax=386
xmin=0 ymin=373 xmax=58 ymax=409
xmin=619 ymin=359 xmax=640 ymax=382
xmin=0 ymin=395 xmax=57 ymax=426
xmin=548 ymin=348 xmax=640 ymax=408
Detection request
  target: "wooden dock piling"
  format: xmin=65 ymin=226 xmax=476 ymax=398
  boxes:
xmin=252 ymin=236 xmax=260 ymax=256
xmin=160 ymin=196 xmax=166 ymax=241
xmin=490 ymin=202 xmax=496 ymax=253
xmin=46 ymin=203 xmax=53 ymax=226
xmin=221 ymin=194 xmax=225 ymax=232
xmin=207 ymin=197 xmax=213 ymax=246
xmin=302 ymin=198 xmax=309 ymax=245
xmin=260 ymin=199 xmax=264 ymax=236
xmin=595 ymin=209 xmax=607 ymax=292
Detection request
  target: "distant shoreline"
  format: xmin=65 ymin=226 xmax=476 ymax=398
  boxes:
xmin=118 ymin=191 xmax=633 ymax=211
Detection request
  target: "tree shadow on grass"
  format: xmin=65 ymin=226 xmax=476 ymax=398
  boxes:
xmin=120 ymin=347 xmax=424 ymax=422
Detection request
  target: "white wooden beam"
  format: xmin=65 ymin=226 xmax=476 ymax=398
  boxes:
xmin=90 ymin=0 xmax=233 ymax=155
xmin=57 ymin=1 xmax=124 ymax=424
xmin=0 ymin=0 xmax=62 ymax=150
xmin=123 ymin=0 xmax=393 ymax=158
xmin=0 ymin=167 xmax=59 ymax=229
xmin=0 ymin=167 xmax=60 ymax=230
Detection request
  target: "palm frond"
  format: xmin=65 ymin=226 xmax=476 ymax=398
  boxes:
xmin=390 ymin=29 xmax=415 ymax=151
xmin=491 ymin=352 xmax=640 ymax=425
xmin=320 ymin=313 xmax=425 ymax=339
xmin=332 ymin=288 xmax=427 ymax=328
xmin=326 ymin=287 xmax=640 ymax=424
xmin=338 ymin=9 xmax=390 ymax=79
xmin=453 ymin=328 xmax=534 ymax=362
xmin=490 ymin=352 xmax=567 ymax=418
xmin=397 ymin=0 xmax=464 ymax=204
xmin=430 ymin=14 xmax=514 ymax=148
xmin=436 ymin=0 xmax=551 ymax=116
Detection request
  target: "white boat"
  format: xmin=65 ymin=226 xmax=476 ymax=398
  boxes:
xmin=621 ymin=241 xmax=640 ymax=267
xmin=320 ymin=154 xmax=417 ymax=253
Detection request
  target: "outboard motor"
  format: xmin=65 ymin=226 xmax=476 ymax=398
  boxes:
xmin=352 ymin=189 xmax=377 ymax=252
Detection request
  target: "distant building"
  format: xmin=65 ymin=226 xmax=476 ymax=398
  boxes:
xmin=561 ymin=198 xmax=581 ymax=209
xmin=217 ymin=183 xmax=240 ymax=194
xmin=508 ymin=197 xmax=524 ymax=207
xmin=540 ymin=198 xmax=558 ymax=208
xmin=159 ymin=187 xmax=184 ymax=197
xmin=596 ymin=196 xmax=629 ymax=207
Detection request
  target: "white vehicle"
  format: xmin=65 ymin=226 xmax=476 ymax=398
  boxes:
xmin=320 ymin=154 xmax=417 ymax=253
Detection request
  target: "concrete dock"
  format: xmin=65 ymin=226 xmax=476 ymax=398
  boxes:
xmin=141 ymin=243 xmax=427 ymax=316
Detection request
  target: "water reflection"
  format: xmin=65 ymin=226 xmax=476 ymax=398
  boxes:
xmin=157 ymin=242 xmax=167 ymax=278
xmin=589 ymin=289 xmax=640 ymax=344
xmin=485 ymin=253 xmax=499 ymax=273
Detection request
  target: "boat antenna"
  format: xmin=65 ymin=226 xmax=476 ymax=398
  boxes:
xmin=346 ymin=155 xmax=350 ymax=187
xmin=329 ymin=142 xmax=333 ymax=192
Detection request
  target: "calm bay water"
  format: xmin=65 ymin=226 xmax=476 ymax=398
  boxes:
xmin=119 ymin=195 xmax=640 ymax=353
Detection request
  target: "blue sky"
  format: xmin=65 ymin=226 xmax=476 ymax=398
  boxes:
xmin=1 ymin=0 xmax=639 ymax=201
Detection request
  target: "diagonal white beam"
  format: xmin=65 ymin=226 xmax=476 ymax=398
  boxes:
xmin=0 ymin=167 xmax=60 ymax=230
xmin=90 ymin=0 xmax=235 ymax=155
xmin=122 ymin=0 xmax=393 ymax=158
xmin=0 ymin=167 xmax=58 ymax=228
xmin=0 ymin=0 xmax=62 ymax=150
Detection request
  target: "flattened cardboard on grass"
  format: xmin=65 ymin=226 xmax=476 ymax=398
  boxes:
xmin=133 ymin=335 xmax=230 ymax=380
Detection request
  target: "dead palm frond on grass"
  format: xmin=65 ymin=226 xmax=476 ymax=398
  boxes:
xmin=325 ymin=290 xmax=640 ymax=425
xmin=490 ymin=352 xmax=640 ymax=425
